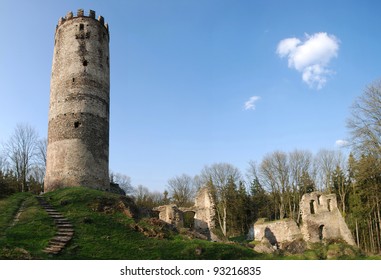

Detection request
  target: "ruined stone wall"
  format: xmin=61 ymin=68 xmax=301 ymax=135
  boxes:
xmin=300 ymin=192 xmax=355 ymax=245
xmin=253 ymin=219 xmax=302 ymax=245
xmin=252 ymin=192 xmax=355 ymax=247
xmin=193 ymin=186 xmax=215 ymax=233
xmin=153 ymin=205 xmax=184 ymax=228
xmin=154 ymin=186 xmax=218 ymax=240
xmin=45 ymin=9 xmax=110 ymax=192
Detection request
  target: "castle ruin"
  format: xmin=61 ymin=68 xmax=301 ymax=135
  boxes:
xmin=154 ymin=189 xmax=355 ymax=247
xmin=154 ymin=186 xmax=218 ymax=240
xmin=44 ymin=9 xmax=110 ymax=192
xmin=253 ymin=192 xmax=355 ymax=248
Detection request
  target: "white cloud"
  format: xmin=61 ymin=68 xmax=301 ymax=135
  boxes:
xmin=335 ymin=139 xmax=349 ymax=147
xmin=276 ymin=32 xmax=340 ymax=89
xmin=244 ymin=96 xmax=261 ymax=110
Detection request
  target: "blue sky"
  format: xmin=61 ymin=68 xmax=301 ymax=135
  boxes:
xmin=1 ymin=0 xmax=381 ymax=192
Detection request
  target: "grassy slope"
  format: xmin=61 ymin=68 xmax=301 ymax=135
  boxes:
xmin=1 ymin=187 xmax=378 ymax=260
xmin=0 ymin=192 xmax=55 ymax=259
xmin=0 ymin=187 xmax=265 ymax=260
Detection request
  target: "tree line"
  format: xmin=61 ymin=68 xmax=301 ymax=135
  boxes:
xmin=157 ymin=79 xmax=381 ymax=253
xmin=2 ymin=80 xmax=381 ymax=254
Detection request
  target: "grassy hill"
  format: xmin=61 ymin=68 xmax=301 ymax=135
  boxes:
xmin=0 ymin=187 xmax=376 ymax=260
xmin=0 ymin=187 xmax=266 ymax=259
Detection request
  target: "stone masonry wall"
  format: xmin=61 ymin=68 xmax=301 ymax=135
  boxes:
xmin=254 ymin=219 xmax=302 ymax=246
xmin=253 ymin=192 xmax=356 ymax=247
xmin=300 ymin=192 xmax=355 ymax=245
xmin=45 ymin=9 xmax=110 ymax=191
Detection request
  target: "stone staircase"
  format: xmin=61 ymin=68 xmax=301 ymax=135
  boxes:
xmin=36 ymin=196 xmax=74 ymax=255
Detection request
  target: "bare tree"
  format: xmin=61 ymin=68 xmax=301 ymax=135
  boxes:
xmin=4 ymin=123 xmax=39 ymax=192
xmin=200 ymin=162 xmax=242 ymax=236
xmin=289 ymin=150 xmax=315 ymax=220
xmin=347 ymin=79 xmax=381 ymax=156
xmin=132 ymin=185 xmax=163 ymax=208
xmin=314 ymin=149 xmax=344 ymax=192
xmin=36 ymin=138 xmax=47 ymax=168
xmin=167 ymin=174 xmax=195 ymax=207
xmin=0 ymin=154 xmax=9 ymax=175
xmin=246 ymin=160 xmax=260 ymax=183
xmin=259 ymin=151 xmax=290 ymax=219
xmin=109 ymin=171 xmax=134 ymax=195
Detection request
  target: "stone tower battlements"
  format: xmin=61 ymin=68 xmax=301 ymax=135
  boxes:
xmin=55 ymin=9 xmax=109 ymax=35
xmin=44 ymin=9 xmax=110 ymax=192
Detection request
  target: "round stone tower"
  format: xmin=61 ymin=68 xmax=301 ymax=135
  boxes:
xmin=44 ymin=9 xmax=110 ymax=192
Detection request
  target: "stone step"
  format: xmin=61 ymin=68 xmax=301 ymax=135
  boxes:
xmin=45 ymin=209 xmax=59 ymax=213
xmin=48 ymin=241 xmax=66 ymax=247
xmin=57 ymin=224 xmax=73 ymax=229
xmin=54 ymin=219 xmax=70 ymax=224
xmin=44 ymin=245 xmax=63 ymax=250
xmin=58 ymin=227 xmax=74 ymax=234
xmin=51 ymin=236 xmax=72 ymax=243
xmin=49 ymin=214 xmax=64 ymax=218
xmin=56 ymin=232 xmax=74 ymax=237
xmin=43 ymin=248 xmax=61 ymax=254
xmin=36 ymin=195 xmax=74 ymax=255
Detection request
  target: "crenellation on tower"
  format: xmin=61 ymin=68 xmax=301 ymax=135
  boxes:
xmin=58 ymin=17 xmax=66 ymax=26
xmin=89 ymin=10 xmax=95 ymax=19
xmin=77 ymin=9 xmax=84 ymax=17
xmin=56 ymin=9 xmax=109 ymax=34
xmin=66 ymin=11 xmax=73 ymax=19
xmin=98 ymin=16 xmax=104 ymax=25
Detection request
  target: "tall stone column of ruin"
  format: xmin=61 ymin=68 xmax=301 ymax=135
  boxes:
xmin=44 ymin=9 xmax=110 ymax=192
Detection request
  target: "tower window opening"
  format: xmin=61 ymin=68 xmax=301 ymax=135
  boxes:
xmin=74 ymin=121 xmax=81 ymax=128
xmin=317 ymin=195 xmax=321 ymax=205
xmin=79 ymin=24 xmax=84 ymax=31
xmin=83 ymin=60 xmax=88 ymax=66
xmin=327 ymin=199 xmax=331 ymax=212
xmin=310 ymin=200 xmax=315 ymax=214
xmin=318 ymin=225 xmax=324 ymax=241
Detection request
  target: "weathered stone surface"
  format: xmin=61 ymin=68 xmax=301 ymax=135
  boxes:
xmin=154 ymin=186 xmax=218 ymax=241
xmin=300 ymin=192 xmax=355 ymax=246
xmin=153 ymin=204 xmax=184 ymax=228
xmin=45 ymin=9 xmax=110 ymax=192
xmin=193 ymin=186 xmax=216 ymax=236
xmin=254 ymin=219 xmax=302 ymax=246
xmin=253 ymin=238 xmax=276 ymax=254
xmin=252 ymin=192 xmax=356 ymax=248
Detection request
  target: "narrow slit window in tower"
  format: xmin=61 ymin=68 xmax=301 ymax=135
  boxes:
xmin=310 ymin=200 xmax=315 ymax=214
xmin=317 ymin=195 xmax=321 ymax=205
xmin=318 ymin=225 xmax=324 ymax=241
xmin=79 ymin=24 xmax=84 ymax=31
xmin=83 ymin=60 xmax=88 ymax=66
xmin=327 ymin=199 xmax=331 ymax=212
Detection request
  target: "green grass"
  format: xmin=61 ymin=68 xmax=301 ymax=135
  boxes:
xmin=1 ymin=187 xmax=380 ymax=260
xmin=30 ymin=187 xmax=264 ymax=259
xmin=0 ymin=192 xmax=31 ymax=233
xmin=0 ymin=192 xmax=55 ymax=259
